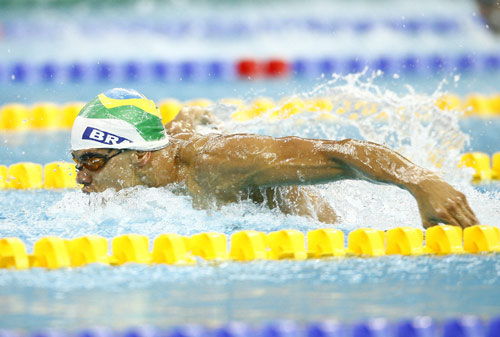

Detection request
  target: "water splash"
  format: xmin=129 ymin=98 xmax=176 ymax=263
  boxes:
xmin=217 ymin=72 xmax=497 ymax=229
xmin=46 ymin=185 xmax=324 ymax=244
xmin=226 ymin=72 xmax=469 ymax=176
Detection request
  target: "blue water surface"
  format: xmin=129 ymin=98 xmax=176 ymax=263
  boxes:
xmin=0 ymin=246 xmax=499 ymax=330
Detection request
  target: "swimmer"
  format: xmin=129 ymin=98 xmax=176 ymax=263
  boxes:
xmin=71 ymin=88 xmax=479 ymax=229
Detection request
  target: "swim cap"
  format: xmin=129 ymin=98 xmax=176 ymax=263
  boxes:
xmin=71 ymin=88 xmax=169 ymax=151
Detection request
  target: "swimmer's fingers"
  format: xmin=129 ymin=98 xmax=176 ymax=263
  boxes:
xmin=452 ymin=201 xmax=480 ymax=228
xmin=422 ymin=218 xmax=438 ymax=229
xmin=425 ymin=214 xmax=460 ymax=229
xmin=421 ymin=205 xmax=453 ymax=228
xmin=462 ymin=197 xmax=480 ymax=226
xmin=422 ymin=214 xmax=460 ymax=229
xmin=416 ymin=178 xmax=479 ymax=229
xmin=445 ymin=194 xmax=480 ymax=228
xmin=422 ymin=198 xmax=479 ymax=229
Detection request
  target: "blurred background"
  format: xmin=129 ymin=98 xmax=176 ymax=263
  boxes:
xmin=0 ymin=0 xmax=499 ymax=104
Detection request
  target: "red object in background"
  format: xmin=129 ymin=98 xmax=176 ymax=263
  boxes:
xmin=264 ymin=59 xmax=289 ymax=77
xmin=237 ymin=59 xmax=259 ymax=78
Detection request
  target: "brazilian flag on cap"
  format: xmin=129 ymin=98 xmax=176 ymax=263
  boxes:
xmin=71 ymin=88 xmax=169 ymax=151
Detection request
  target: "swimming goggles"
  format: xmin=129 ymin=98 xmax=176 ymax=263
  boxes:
xmin=72 ymin=149 xmax=128 ymax=171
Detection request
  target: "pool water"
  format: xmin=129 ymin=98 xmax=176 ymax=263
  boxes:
xmin=1 ymin=254 xmax=500 ymax=330
xmin=1 ymin=82 xmax=500 ymax=329
xmin=1 ymin=0 xmax=500 ymax=332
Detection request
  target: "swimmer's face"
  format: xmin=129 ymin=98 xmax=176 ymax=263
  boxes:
xmin=72 ymin=148 xmax=139 ymax=193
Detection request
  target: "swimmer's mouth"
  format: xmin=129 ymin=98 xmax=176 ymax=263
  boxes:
xmin=81 ymin=184 xmax=93 ymax=194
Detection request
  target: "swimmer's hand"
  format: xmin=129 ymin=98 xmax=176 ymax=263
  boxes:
xmin=166 ymin=106 xmax=220 ymax=135
xmin=412 ymin=176 xmax=479 ymax=229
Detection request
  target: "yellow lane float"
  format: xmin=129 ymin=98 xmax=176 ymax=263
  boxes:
xmin=2 ymin=94 xmax=500 ymax=131
xmin=0 ymin=225 xmax=499 ymax=270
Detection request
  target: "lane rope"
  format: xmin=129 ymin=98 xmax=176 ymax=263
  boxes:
xmin=1 ymin=53 xmax=499 ymax=83
xmin=1 ymin=94 xmax=500 ymax=132
xmin=0 ymin=226 xmax=499 ymax=270
xmin=0 ymin=317 xmax=498 ymax=337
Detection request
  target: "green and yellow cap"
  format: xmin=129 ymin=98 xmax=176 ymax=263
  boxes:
xmin=71 ymin=88 xmax=169 ymax=151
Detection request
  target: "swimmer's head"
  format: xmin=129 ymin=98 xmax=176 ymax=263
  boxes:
xmin=71 ymin=88 xmax=169 ymax=151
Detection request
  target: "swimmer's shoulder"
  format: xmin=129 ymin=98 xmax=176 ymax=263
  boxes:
xmin=172 ymin=133 xmax=215 ymax=163
xmin=174 ymin=132 xmax=253 ymax=163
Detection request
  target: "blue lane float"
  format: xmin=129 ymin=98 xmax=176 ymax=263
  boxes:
xmin=443 ymin=317 xmax=485 ymax=337
xmin=487 ymin=317 xmax=500 ymax=337
xmin=2 ymin=52 xmax=500 ymax=84
xmin=215 ymin=322 xmax=254 ymax=337
xmin=395 ymin=317 xmax=437 ymax=337
xmin=1 ymin=317 xmax=500 ymax=337
xmin=307 ymin=321 xmax=344 ymax=337
xmin=76 ymin=328 xmax=115 ymax=337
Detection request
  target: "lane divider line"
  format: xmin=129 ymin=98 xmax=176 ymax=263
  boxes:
xmin=0 ymin=226 xmax=499 ymax=270
xmin=1 ymin=53 xmax=499 ymax=84
xmin=1 ymin=94 xmax=500 ymax=132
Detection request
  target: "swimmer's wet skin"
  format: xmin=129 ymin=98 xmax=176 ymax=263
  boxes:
xmin=71 ymin=88 xmax=479 ymax=229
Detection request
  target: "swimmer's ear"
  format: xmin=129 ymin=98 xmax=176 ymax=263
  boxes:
xmin=134 ymin=151 xmax=152 ymax=167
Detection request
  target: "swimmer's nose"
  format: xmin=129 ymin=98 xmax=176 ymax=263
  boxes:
xmin=76 ymin=170 xmax=92 ymax=186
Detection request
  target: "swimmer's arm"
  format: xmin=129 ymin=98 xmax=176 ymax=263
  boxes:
xmin=249 ymin=137 xmax=425 ymax=190
xmin=190 ymin=135 xmax=402 ymax=188
xmin=189 ymin=134 xmax=478 ymax=228
xmin=165 ymin=106 xmax=218 ymax=136
xmin=252 ymin=136 xmax=479 ymax=229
